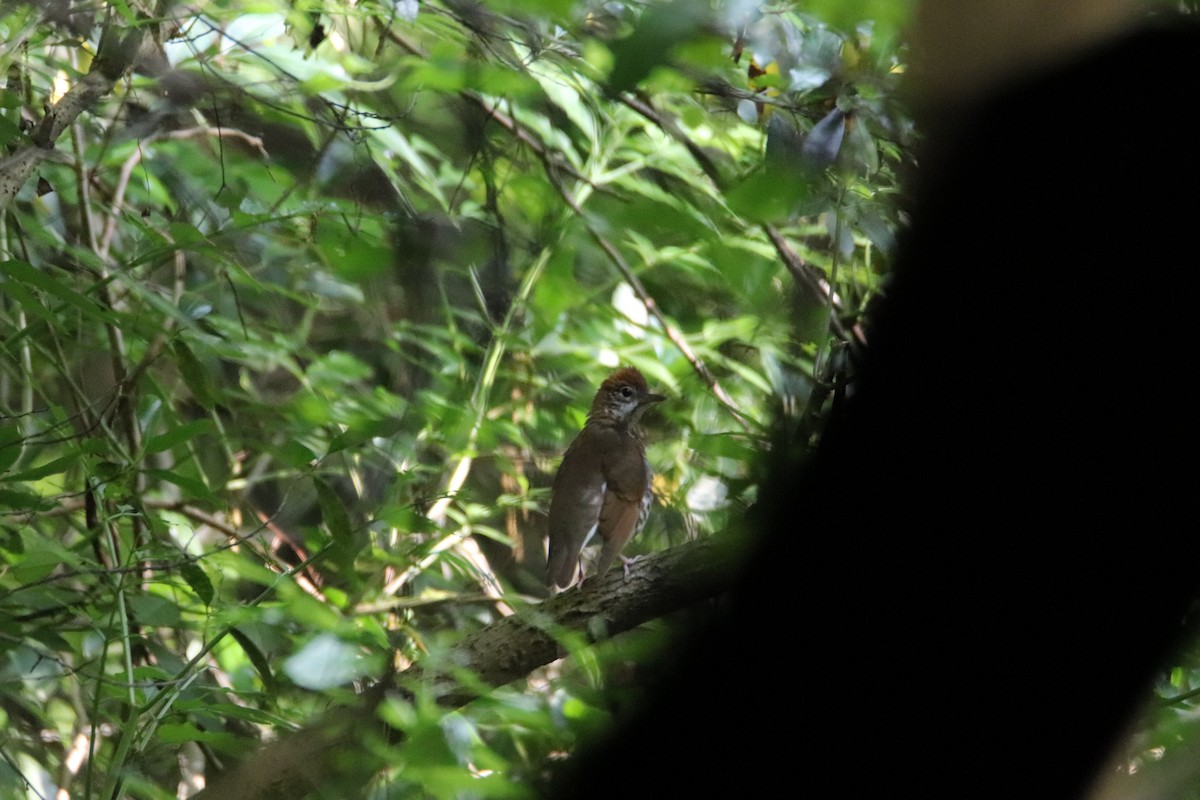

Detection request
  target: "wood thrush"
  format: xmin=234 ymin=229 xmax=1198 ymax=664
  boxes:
xmin=545 ymin=367 xmax=665 ymax=589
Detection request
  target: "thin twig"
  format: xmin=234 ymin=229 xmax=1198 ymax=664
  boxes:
xmin=553 ymin=179 xmax=755 ymax=431
xmin=618 ymin=92 xmax=868 ymax=358
xmin=351 ymin=592 xmax=504 ymax=616
xmin=619 ymin=92 xmax=726 ymax=187
xmin=464 ymin=79 xmax=756 ymax=429
xmin=100 ymin=126 xmax=267 ymax=258
xmin=468 ymin=94 xmax=608 ymax=190
xmin=0 ymin=18 xmax=145 ymax=210
xmin=764 ymin=224 xmax=867 ymax=353
xmin=378 ymin=21 xmax=746 ymax=425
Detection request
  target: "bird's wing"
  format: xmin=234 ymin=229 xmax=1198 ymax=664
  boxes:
xmin=593 ymin=491 xmax=642 ymax=580
xmin=546 ymin=437 xmax=606 ymax=588
xmin=593 ymin=448 xmax=650 ymax=579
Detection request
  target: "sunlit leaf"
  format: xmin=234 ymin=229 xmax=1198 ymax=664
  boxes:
xmin=283 ymin=633 xmax=368 ymax=690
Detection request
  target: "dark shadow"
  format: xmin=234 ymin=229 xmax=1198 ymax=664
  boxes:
xmin=550 ymin=14 xmax=1200 ymax=799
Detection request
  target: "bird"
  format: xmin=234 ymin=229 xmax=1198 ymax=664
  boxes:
xmin=545 ymin=367 xmax=666 ymax=589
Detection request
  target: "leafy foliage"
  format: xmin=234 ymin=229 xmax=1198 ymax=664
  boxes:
xmin=0 ymin=1 xmax=912 ymax=797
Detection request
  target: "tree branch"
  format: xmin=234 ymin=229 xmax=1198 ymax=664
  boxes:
xmin=0 ymin=22 xmax=145 ymax=211
xmin=764 ymin=224 xmax=868 ymax=353
xmin=193 ymin=534 xmax=743 ymax=800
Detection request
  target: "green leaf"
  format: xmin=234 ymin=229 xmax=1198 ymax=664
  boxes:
xmin=5 ymin=454 xmax=77 ymax=483
xmin=0 ymin=279 xmax=56 ymax=325
xmin=179 ymin=560 xmax=214 ymax=606
xmin=607 ymin=0 xmax=704 ymax=94
xmin=0 ymin=488 xmax=52 ymax=512
xmin=0 ymin=424 xmax=23 ymax=474
xmin=283 ymin=633 xmax=374 ymax=690
xmin=144 ymin=469 xmax=218 ymax=504
xmin=173 ymin=340 xmax=216 ymax=406
xmin=127 ymin=593 xmax=182 ymax=627
xmin=297 ymin=71 xmax=343 ymax=94
xmin=689 ymin=433 xmax=762 ymax=462
xmin=145 ymin=419 xmax=214 ymax=454
xmin=314 ymin=477 xmax=365 ymax=584
xmin=229 ymin=626 xmax=278 ymax=696
xmin=156 ymin=722 xmax=242 ymax=748
xmin=843 ymin=112 xmax=880 ymax=175
xmin=326 ymin=416 xmax=405 ymax=455
xmin=801 ymin=108 xmax=846 ymax=170
xmin=0 ymin=260 xmax=116 ymax=323
xmin=9 ymin=540 xmax=75 ymax=582
xmin=272 ymin=439 xmax=318 ymax=469
xmin=173 ymin=701 xmax=290 ymax=727
xmin=724 ymin=168 xmax=816 ymax=223
xmin=313 ymin=478 xmax=352 ymax=541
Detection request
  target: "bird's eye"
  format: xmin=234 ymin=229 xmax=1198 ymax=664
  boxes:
xmin=619 ymin=386 xmax=634 ymax=398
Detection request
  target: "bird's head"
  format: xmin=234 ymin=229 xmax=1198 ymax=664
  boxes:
xmin=589 ymin=367 xmax=666 ymax=426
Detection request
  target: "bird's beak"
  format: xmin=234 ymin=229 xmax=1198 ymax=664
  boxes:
xmin=642 ymin=392 xmax=666 ymax=406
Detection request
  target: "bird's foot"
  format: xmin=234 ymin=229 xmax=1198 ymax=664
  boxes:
xmin=620 ymin=554 xmax=642 ymax=581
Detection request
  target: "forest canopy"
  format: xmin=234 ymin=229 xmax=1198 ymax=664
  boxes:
xmin=7 ymin=1 xmax=1200 ymax=798
xmin=29 ymin=0 xmax=1190 ymax=797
